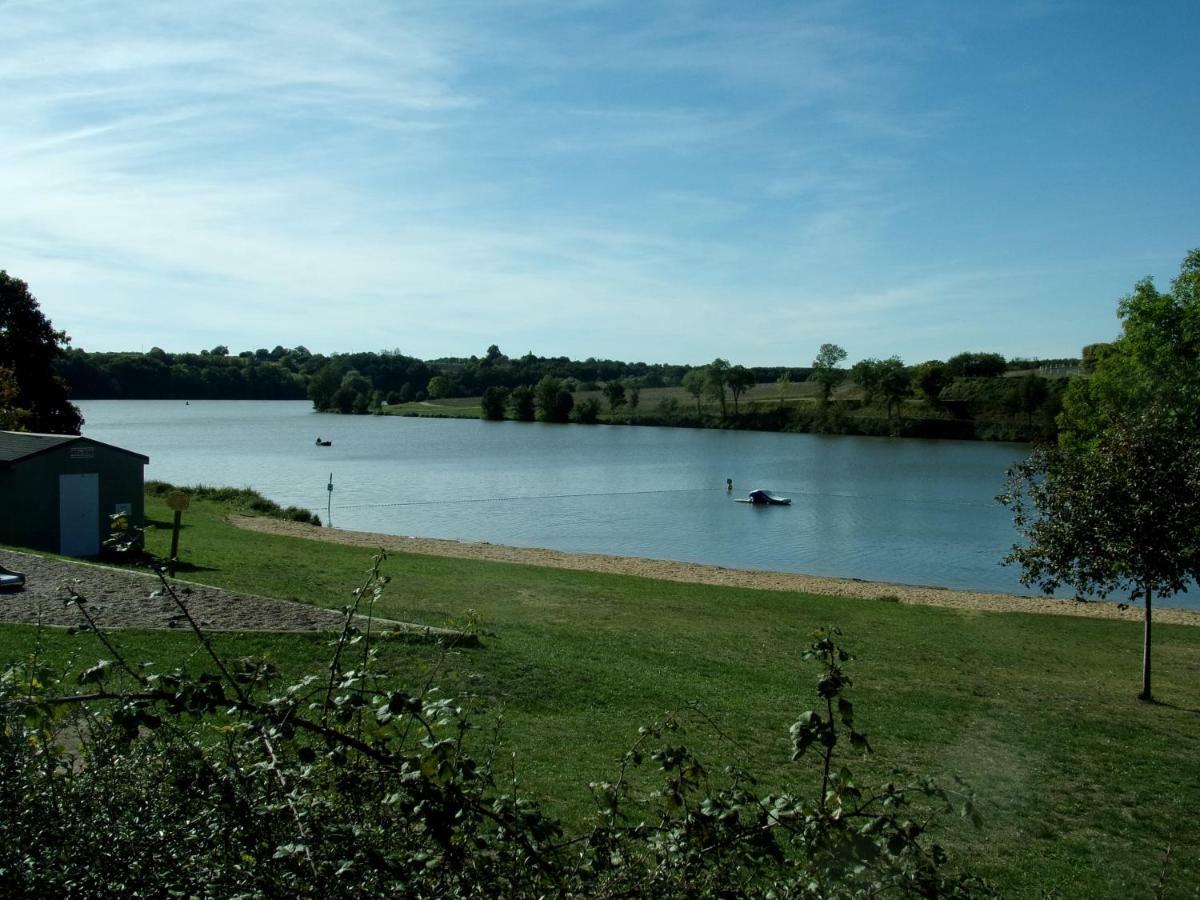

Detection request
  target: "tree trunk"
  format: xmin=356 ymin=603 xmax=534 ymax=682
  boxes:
xmin=1139 ymin=581 xmax=1153 ymax=701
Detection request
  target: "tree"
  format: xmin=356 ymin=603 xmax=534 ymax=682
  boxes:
xmin=534 ymin=375 xmax=573 ymax=423
xmin=946 ymin=352 xmax=1006 ymax=378
xmin=877 ymin=356 xmax=912 ymax=424
xmin=627 ymin=383 xmax=640 ymax=410
xmin=681 ymin=369 xmax=707 ymax=416
xmin=333 ymin=370 xmax=372 ymax=414
xmin=210 ymin=344 xmax=229 ymax=357
xmin=1060 ymin=249 xmax=1200 ymax=448
xmin=1016 ymin=374 xmax=1049 ymax=428
xmin=508 ymin=385 xmax=536 ymax=421
xmin=809 ymin=343 xmax=847 ymax=405
xmin=0 ymin=271 xmax=83 ymax=434
xmin=912 ymin=360 xmax=950 ymax=405
xmin=776 ymin=370 xmax=792 ymax=408
xmin=603 ymin=381 xmax=626 ymax=412
xmin=1012 ymin=249 xmax=1200 ymax=701
xmin=480 ymin=386 xmax=510 ymax=420
xmin=726 ymin=366 xmax=755 ymax=414
xmin=307 ymin=361 xmax=344 ymax=411
xmin=1001 ymin=407 xmax=1200 ymax=700
xmin=426 ymin=375 xmax=450 ymax=400
xmin=705 ymin=358 xmax=730 ymax=417
xmin=572 ymin=397 xmax=601 ymax=424
xmin=0 ymin=366 xmax=25 ymax=430
xmin=851 ymin=358 xmax=884 ymax=404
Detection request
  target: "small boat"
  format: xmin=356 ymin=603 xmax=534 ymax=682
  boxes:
xmin=315 ymin=438 xmax=332 ymax=447
xmin=735 ymin=489 xmax=791 ymax=506
xmin=0 ymin=565 xmax=26 ymax=590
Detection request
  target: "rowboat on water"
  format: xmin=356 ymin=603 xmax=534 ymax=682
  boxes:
xmin=735 ymin=489 xmax=791 ymax=506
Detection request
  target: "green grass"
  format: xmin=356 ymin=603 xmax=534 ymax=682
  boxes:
xmin=381 ymin=398 xmax=481 ymax=418
xmin=4 ymin=492 xmax=1199 ymax=896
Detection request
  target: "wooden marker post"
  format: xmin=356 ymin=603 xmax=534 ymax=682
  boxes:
xmin=166 ymin=490 xmax=190 ymax=576
xmin=326 ymin=473 xmax=333 ymax=527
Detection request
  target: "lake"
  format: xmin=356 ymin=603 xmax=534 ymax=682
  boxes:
xmin=79 ymin=400 xmax=1056 ymax=598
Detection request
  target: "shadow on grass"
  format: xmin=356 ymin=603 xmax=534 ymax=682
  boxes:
xmin=1152 ymin=698 xmax=1200 ymax=716
xmin=146 ymin=517 xmax=190 ymax=530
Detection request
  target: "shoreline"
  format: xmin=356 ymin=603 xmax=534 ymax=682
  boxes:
xmin=231 ymin=515 xmax=1200 ymax=627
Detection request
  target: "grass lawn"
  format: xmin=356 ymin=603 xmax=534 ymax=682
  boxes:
xmin=3 ymin=492 xmax=1199 ymax=896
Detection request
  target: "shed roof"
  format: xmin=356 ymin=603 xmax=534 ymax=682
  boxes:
xmin=0 ymin=431 xmax=149 ymax=466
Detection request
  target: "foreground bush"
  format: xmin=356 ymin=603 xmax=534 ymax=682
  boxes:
xmin=0 ymin=558 xmax=989 ymax=897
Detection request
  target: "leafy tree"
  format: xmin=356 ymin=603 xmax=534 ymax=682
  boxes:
xmin=480 ymin=386 xmax=510 ymax=420
xmin=1060 ymin=249 xmax=1200 ymax=448
xmin=1001 ymin=407 xmax=1200 ymax=700
xmin=1079 ymin=342 xmax=1114 ymax=374
xmin=485 ymin=343 xmax=504 ymax=362
xmin=1015 ymin=374 xmax=1049 ymax=427
xmin=681 ymin=368 xmax=707 ymax=415
xmin=877 ymin=356 xmax=912 ymax=424
xmin=705 ymin=358 xmax=731 ymax=417
xmin=0 ymin=272 xmax=84 ymax=433
xmin=210 ymin=344 xmax=229 ymax=357
xmin=776 ymin=370 xmax=791 ymax=407
xmin=333 ymin=370 xmax=372 ymax=414
xmin=627 ymin=383 xmax=640 ymax=410
xmin=534 ymin=375 xmax=573 ymax=423
xmin=912 ymin=360 xmax=950 ymax=405
xmin=602 ymin=380 xmax=626 ymax=411
xmin=809 ymin=343 xmax=847 ymax=405
xmin=307 ymin=361 xmax=344 ymax=411
xmin=426 ymin=375 xmax=450 ymax=400
xmin=851 ymin=358 xmax=884 ymax=405
xmin=508 ymin=384 xmax=536 ymax=421
xmin=726 ymin=366 xmax=755 ymax=414
xmin=946 ymin=352 xmax=1006 ymax=378
xmin=572 ymin=397 xmax=601 ymax=424
xmin=0 ymin=366 xmax=25 ymax=430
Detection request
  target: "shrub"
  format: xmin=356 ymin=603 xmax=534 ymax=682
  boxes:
xmin=146 ymin=481 xmax=321 ymax=526
xmin=0 ymin=561 xmax=990 ymax=898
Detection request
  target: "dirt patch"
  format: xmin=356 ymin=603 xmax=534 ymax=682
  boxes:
xmin=0 ymin=548 xmax=464 ymax=640
xmin=231 ymin=515 xmax=1200 ymax=628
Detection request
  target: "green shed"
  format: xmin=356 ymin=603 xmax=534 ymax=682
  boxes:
xmin=0 ymin=431 xmax=149 ymax=556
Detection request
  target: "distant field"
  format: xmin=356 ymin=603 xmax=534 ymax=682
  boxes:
xmin=381 ymin=398 xmax=480 ymax=418
xmin=2 ymin=492 xmax=1196 ymax=897
xmin=384 ymin=380 xmax=855 ymax=421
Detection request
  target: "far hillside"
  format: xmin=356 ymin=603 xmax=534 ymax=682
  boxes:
xmin=59 ymin=344 xmax=1081 ymax=442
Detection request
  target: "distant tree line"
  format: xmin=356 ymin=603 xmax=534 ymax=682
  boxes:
xmin=52 ymin=338 xmax=1077 ymax=440
xmin=58 ymin=345 xmax=314 ymax=400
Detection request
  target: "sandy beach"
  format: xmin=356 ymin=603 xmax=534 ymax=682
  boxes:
xmin=232 ymin=515 xmax=1200 ymax=627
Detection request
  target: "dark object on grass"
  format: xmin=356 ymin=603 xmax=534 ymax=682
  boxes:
xmin=0 ymin=565 xmax=26 ymax=590
xmin=737 ymin=488 xmax=792 ymax=505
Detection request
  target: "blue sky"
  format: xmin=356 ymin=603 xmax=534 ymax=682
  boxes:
xmin=2 ymin=0 xmax=1196 ymax=366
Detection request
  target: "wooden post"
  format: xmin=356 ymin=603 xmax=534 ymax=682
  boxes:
xmin=326 ymin=472 xmax=333 ymax=527
xmin=165 ymin=491 xmax=190 ymax=577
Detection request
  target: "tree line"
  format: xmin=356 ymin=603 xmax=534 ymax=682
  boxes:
xmin=4 ymin=263 xmax=1073 ymax=440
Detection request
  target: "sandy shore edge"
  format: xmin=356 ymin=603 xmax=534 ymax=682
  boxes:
xmin=231 ymin=516 xmax=1200 ymax=627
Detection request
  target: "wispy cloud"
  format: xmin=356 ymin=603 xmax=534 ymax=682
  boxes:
xmin=2 ymin=0 xmax=1176 ymax=364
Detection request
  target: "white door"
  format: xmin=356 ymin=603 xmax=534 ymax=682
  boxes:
xmin=59 ymin=473 xmax=100 ymax=556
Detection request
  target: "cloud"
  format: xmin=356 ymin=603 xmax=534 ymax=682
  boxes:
xmin=2 ymin=0 xmax=1118 ymax=365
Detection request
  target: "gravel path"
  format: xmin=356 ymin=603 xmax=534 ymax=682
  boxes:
xmin=0 ymin=548 xmax=461 ymax=638
xmin=232 ymin=516 xmax=1200 ymax=628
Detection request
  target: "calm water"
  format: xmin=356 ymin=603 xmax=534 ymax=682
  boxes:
xmin=79 ymin=400 xmax=1056 ymax=598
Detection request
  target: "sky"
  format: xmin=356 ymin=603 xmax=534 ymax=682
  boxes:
xmin=2 ymin=0 xmax=1197 ymax=367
